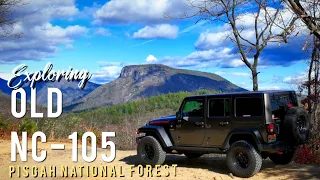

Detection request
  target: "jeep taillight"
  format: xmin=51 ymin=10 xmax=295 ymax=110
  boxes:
xmin=267 ymin=123 xmax=275 ymax=134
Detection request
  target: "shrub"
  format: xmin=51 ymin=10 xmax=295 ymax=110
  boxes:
xmin=295 ymin=140 xmax=320 ymax=164
xmin=19 ymin=118 xmax=38 ymax=135
xmin=0 ymin=113 xmax=14 ymax=138
xmin=0 ymin=118 xmax=9 ymax=130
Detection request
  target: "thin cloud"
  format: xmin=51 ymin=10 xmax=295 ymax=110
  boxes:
xmin=131 ymin=39 xmax=155 ymax=48
xmin=179 ymin=21 xmax=206 ymax=35
xmin=131 ymin=21 xmax=207 ymax=48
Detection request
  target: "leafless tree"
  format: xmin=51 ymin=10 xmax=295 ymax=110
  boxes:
xmin=297 ymin=36 xmax=320 ymax=141
xmin=180 ymin=0 xmax=298 ymax=91
xmin=287 ymin=0 xmax=320 ymax=39
xmin=0 ymin=0 xmax=23 ymax=39
xmin=297 ymin=0 xmax=320 ymax=135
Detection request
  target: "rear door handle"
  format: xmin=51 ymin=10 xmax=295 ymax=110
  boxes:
xmin=219 ymin=121 xmax=229 ymax=126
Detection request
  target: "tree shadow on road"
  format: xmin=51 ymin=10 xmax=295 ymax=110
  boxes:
xmin=259 ymin=162 xmax=320 ymax=180
xmin=120 ymin=154 xmax=233 ymax=176
xmin=120 ymin=154 xmax=320 ymax=179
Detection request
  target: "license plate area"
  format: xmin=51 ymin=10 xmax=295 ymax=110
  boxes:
xmin=268 ymin=134 xmax=277 ymax=143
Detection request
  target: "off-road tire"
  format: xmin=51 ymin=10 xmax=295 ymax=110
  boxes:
xmin=184 ymin=152 xmax=203 ymax=158
xmin=227 ymin=140 xmax=262 ymax=178
xmin=283 ymin=107 xmax=310 ymax=145
xmin=137 ymin=136 xmax=166 ymax=165
xmin=269 ymin=148 xmax=298 ymax=165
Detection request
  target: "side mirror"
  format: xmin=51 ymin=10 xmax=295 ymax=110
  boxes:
xmin=176 ymin=111 xmax=181 ymax=120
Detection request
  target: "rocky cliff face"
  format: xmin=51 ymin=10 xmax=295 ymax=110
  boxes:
xmin=67 ymin=64 xmax=246 ymax=112
xmin=120 ymin=64 xmax=159 ymax=77
xmin=119 ymin=64 xmax=169 ymax=82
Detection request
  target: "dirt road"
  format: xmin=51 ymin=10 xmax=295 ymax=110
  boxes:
xmin=0 ymin=139 xmax=319 ymax=180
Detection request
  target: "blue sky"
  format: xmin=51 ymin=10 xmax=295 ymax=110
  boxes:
xmin=0 ymin=0 xmax=311 ymax=91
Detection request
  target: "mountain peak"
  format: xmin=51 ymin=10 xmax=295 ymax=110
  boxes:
xmin=69 ymin=64 xmax=246 ymax=111
xmin=119 ymin=64 xmax=171 ymax=79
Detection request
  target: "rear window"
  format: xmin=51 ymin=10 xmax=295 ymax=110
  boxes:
xmin=270 ymin=93 xmax=298 ymax=111
xmin=235 ymin=97 xmax=263 ymax=117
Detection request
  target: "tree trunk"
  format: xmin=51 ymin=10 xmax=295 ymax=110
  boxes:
xmin=314 ymin=37 xmax=320 ymax=132
xmin=308 ymin=50 xmax=314 ymax=114
xmin=308 ymin=37 xmax=320 ymax=134
xmin=251 ymin=68 xmax=259 ymax=91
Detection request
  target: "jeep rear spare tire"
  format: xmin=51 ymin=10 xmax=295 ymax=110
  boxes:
xmin=227 ymin=140 xmax=262 ymax=178
xmin=283 ymin=107 xmax=310 ymax=145
xmin=137 ymin=136 xmax=166 ymax=165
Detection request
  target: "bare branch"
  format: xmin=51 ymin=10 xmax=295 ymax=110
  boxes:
xmin=286 ymin=0 xmax=320 ymax=39
xmin=0 ymin=0 xmax=24 ymax=40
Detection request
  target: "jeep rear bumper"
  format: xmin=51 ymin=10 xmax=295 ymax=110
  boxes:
xmin=261 ymin=141 xmax=293 ymax=153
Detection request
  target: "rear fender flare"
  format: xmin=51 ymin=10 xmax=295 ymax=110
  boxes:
xmin=223 ymin=129 xmax=264 ymax=151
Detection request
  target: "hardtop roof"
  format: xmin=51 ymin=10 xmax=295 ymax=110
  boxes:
xmin=187 ymin=90 xmax=295 ymax=98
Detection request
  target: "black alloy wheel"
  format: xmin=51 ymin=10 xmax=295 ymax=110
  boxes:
xmin=235 ymin=151 xmax=249 ymax=168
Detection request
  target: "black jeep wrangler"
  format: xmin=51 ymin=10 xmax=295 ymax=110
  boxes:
xmin=136 ymin=90 xmax=310 ymax=178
